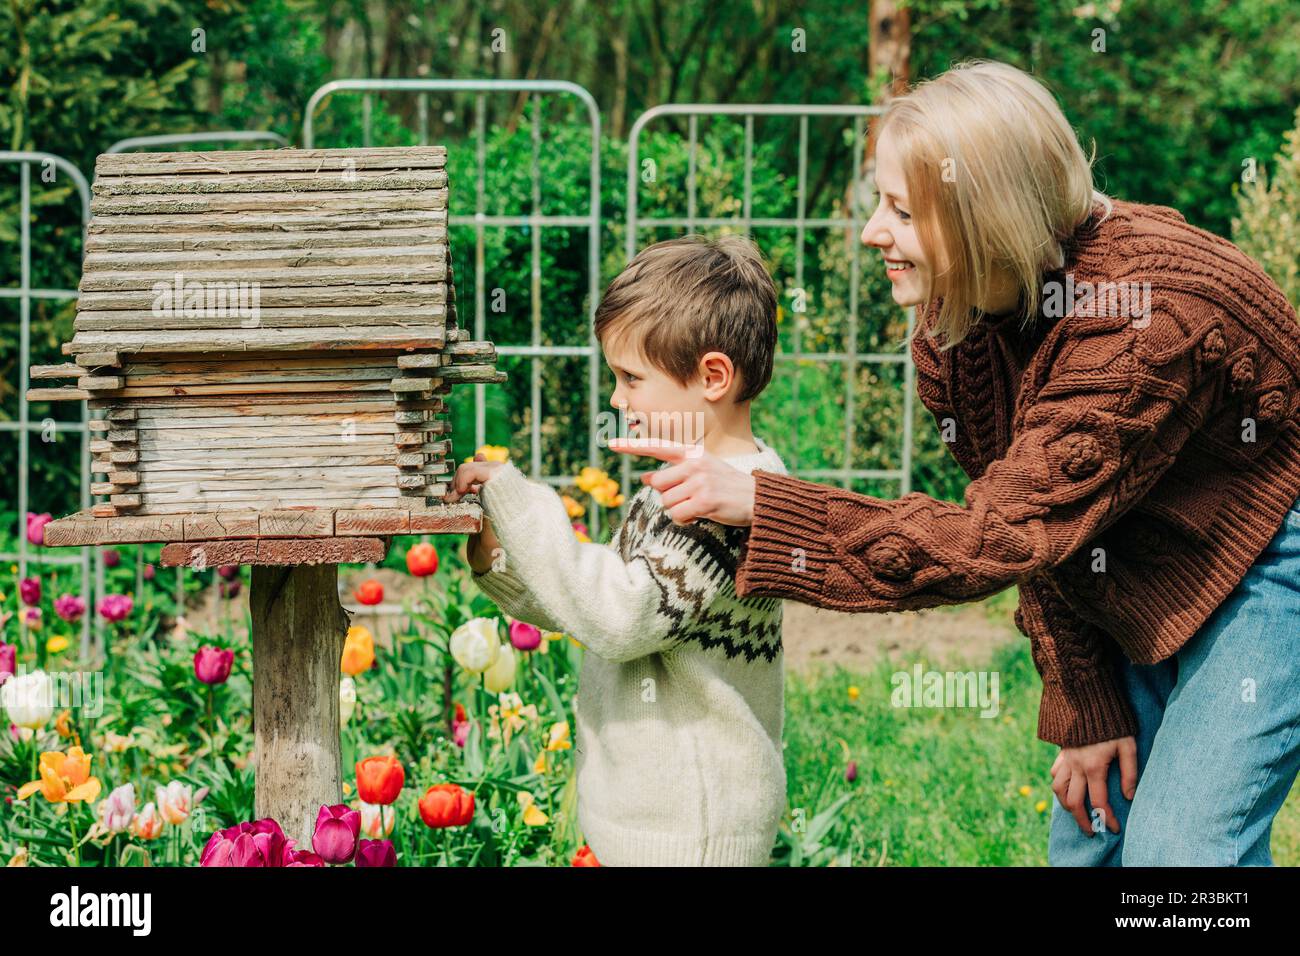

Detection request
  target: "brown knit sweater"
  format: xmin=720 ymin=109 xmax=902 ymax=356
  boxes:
xmin=735 ymin=198 xmax=1300 ymax=747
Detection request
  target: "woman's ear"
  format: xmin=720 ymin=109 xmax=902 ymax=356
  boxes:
xmin=698 ymin=351 xmax=737 ymax=401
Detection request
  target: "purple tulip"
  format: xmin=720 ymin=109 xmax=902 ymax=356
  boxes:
xmin=355 ymin=839 xmax=396 ymax=867
xmin=97 ymin=593 xmax=133 ymax=623
xmin=0 ymin=642 xmax=15 ymax=685
xmin=101 ymin=548 xmax=121 ymax=568
xmin=54 ymin=594 xmax=86 ymax=624
xmin=194 ymin=646 xmax=234 ymax=686
xmin=26 ymin=512 xmax=52 ymax=547
xmin=217 ymin=565 xmax=239 ymax=581
xmin=18 ymin=577 xmax=40 ymax=607
xmin=200 ymin=819 xmax=297 ymax=867
xmin=509 ymin=619 xmax=542 ymax=652
xmin=312 ymin=804 xmax=361 ymax=864
xmin=143 ymin=564 xmax=156 ymax=581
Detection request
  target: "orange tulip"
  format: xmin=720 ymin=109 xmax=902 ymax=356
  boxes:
xmin=341 ymin=625 xmax=375 ymax=676
xmin=16 ymin=747 xmax=101 ymax=804
xmin=356 ymin=755 xmax=405 ymax=805
xmin=418 ymin=783 xmax=474 ymax=828
xmin=572 ymin=845 xmax=601 ymax=867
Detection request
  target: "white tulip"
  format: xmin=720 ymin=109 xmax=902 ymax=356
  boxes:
xmin=483 ymin=642 xmax=517 ymax=693
xmin=339 ymin=677 xmax=356 ymax=727
xmin=450 ymin=617 xmax=501 ymax=673
xmin=359 ymin=799 xmax=394 ymax=837
xmin=1 ymin=670 xmax=53 ymax=729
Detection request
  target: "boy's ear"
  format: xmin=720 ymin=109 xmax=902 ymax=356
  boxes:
xmin=698 ymin=351 xmax=737 ymax=400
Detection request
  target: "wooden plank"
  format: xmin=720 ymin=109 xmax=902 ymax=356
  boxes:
xmin=91 ymin=393 xmax=410 ymax=412
xmin=259 ymin=510 xmax=335 ymax=537
xmin=334 ymin=509 xmax=410 ymax=535
xmin=390 ymin=377 xmax=434 ymax=393
xmin=125 ymin=400 xmax=429 ymax=419
xmin=95 ymin=147 xmax=448 ymax=177
xmin=107 ymin=430 xmax=137 ymax=442
xmin=138 ymin=494 xmax=403 ymax=514
xmin=85 ymin=226 xmax=448 ymax=255
xmin=78 ymin=284 xmax=448 ymax=312
xmin=90 ymin=189 xmax=449 ymax=218
xmin=109 ymin=494 xmax=141 ymax=508
xmin=407 ymin=503 xmax=481 ymax=534
xmin=42 ymin=512 xmax=186 ymax=547
xmin=445 ymin=340 xmax=497 ymax=361
xmin=88 ymin=420 xmax=111 ymax=432
xmin=139 ymin=452 xmax=400 ymax=470
xmin=87 ymin=209 xmax=447 ymax=237
xmin=109 ymin=381 xmax=394 ymax=399
xmin=92 ymin=504 xmax=119 ymax=518
xmin=184 ymin=511 xmax=261 ymax=540
xmin=109 ymin=450 xmax=138 ymax=463
xmin=67 ymin=327 xmax=445 ymax=355
xmin=396 ymin=353 xmax=446 ymax=369
xmin=75 ymin=352 xmax=121 ymax=368
xmin=130 ymin=469 xmax=399 ymax=493
xmin=79 ymin=262 xmax=447 ymax=293
xmin=30 ymin=363 xmax=84 ymax=380
xmin=92 ymin=170 xmax=448 ymax=197
xmin=75 ymin=305 xmax=446 ymax=332
xmin=26 ymin=387 xmax=89 ymax=402
xmin=83 ymin=242 xmax=446 ymax=274
xmin=78 ymin=376 xmax=125 ymax=390
xmin=161 ymin=539 xmax=260 ymax=568
xmin=107 ymin=407 xmax=138 ymax=421
xmin=437 ymin=365 xmax=507 ymax=384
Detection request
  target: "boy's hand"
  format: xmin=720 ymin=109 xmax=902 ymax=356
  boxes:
xmin=446 ymin=454 xmax=505 ymax=503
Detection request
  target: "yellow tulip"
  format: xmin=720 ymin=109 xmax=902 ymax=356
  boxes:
xmin=16 ymin=747 xmax=101 ymax=804
xmin=54 ymin=710 xmax=73 ymax=739
xmin=575 ymin=466 xmax=607 ymax=493
xmin=341 ymin=625 xmax=375 ymax=676
xmin=533 ymin=751 xmax=547 ymax=774
xmin=46 ymin=635 xmax=69 ymax=655
xmin=561 ymin=495 xmax=586 ymax=519
xmin=545 ymin=721 xmax=572 ymax=752
xmin=517 ymin=791 xmax=549 ymax=826
xmin=573 ymin=528 xmax=592 ymax=543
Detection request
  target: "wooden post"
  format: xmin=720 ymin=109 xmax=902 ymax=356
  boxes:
xmin=250 ymin=563 xmax=350 ymax=849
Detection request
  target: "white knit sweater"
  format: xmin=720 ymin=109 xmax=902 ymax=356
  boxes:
xmin=470 ymin=437 xmax=788 ymax=866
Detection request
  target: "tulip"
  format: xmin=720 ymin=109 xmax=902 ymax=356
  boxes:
xmin=312 ymin=804 xmax=361 ymax=863
xmin=26 ymin=512 xmax=52 ymax=547
xmin=18 ymin=577 xmax=40 ymax=606
xmin=517 ymin=790 xmax=548 ymax=826
xmin=405 ymin=542 xmax=439 ymax=577
xmin=1 ymin=670 xmax=52 ymax=729
xmin=54 ymin=709 xmax=73 ymax=737
xmin=217 ymin=565 xmax=239 ymax=581
xmin=220 ymin=580 xmax=241 ymax=600
xmin=355 ymin=755 xmax=404 ymax=805
xmin=845 ymin=760 xmax=858 ymax=783
xmin=355 ymin=839 xmax=396 ymax=867
xmin=450 ymin=617 xmax=500 ymax=673
xmin=354 ymin=579 xmax=384 ymax=606
xmin=572 ymin=845 xmax=601 ymax=867
xmin=142 ymin=563 xmax=156 ymax=581
xmin=451 ymin=703 xmax=470 ymax=748
xmin=200 ymin=818 xmax=295 ymax=867
xmin=359 ymin=800 xmax=394 ymax=838
xmin=561 ymin=494 xmax=585 ymax=519
xmin=339 ymin=677 xmax=356 ymax=727
xmin=286 ymin=850 xmax=325 ymax=867
xmin=509 ymin=619 xmax=542 ymax=652
xmin=20 ymin=608 xmax=41 ymax=630
xmin=157 ymin=781 xmax=195 ymax=825
xmin=132 ymin=803 xmax=163 ymax=840
xmin=545 ymin=721 xmax=572 ymax=752
xmin=46 ymin=635 xmax=69 ymax=655
xmin=101 ymin=549 xmax=120 ymax=568
xmin=53 ymin=594 xmax=86 ymax=623
xmin=97 ymin=593 xmax=133 ymax=623
xmin=97 ymin=783 xmax=135 ymax=834
xmin=16 ymin=747 xmax=101 ymax=803
xmin=0 ymin=643 xmax=15 ymax=685
xmin=194 ymin=645 xmax=234 ymax=685
xmin=418 ymin=783 xmax=474 ymax=828
xmin=341 ymin=625 xmax=375 ymax=676
xmin=483 ymin=642 xmax=516 ymax=693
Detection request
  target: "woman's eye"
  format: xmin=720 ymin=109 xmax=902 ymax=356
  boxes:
xmin=895 ymin=207 xmax=911 ymax=222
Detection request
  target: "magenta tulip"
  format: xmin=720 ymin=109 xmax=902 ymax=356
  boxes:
xmin=0 ymin=642 xmax=15 ymax=685
xmin=97 ymin=594 xmax=133 ymax=623
xmin=101 ymin=548 xmax=120 ymax=568
xmin=217 ymin=565 xmax=239 ymax=581
xmin=311 ymin=804 xmax=361 ymax=864
xmin=509 ymin=619 xmax=542 ymax=652
xmin=220 ymin=580 xmax=241 ymax=600
xmin=26 ymin=512 xmax=51 ymax=547
xmin=286 ymin=850 xmax=325 ymax=867
xmin=200 ymin=819 xmax=296 ymax=867
xmin=143 ymin=564 xmax=156 ymax=581
xmin=355 ymin=839 xmax=396 ymax=867
xmin=18 ymin=577 xmax=40 ymax=607
xmin=194 ymin=646 xmax=234 ymax=686
xmin=54 ymin=594 xmax=86 ymax=624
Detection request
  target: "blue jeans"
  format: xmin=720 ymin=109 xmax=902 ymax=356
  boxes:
xmin=1048 ymin=495 xmax=1300 ymax=866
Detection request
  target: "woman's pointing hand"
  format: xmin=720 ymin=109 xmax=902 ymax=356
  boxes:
xmin=607 ymin=438 xmax=758 ymax=527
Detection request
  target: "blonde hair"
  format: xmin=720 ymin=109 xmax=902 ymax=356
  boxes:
xmin=594 ymin=234 xmax=778 ymax=402
xmin=880 ymin=59 xmax=1114 ymax=349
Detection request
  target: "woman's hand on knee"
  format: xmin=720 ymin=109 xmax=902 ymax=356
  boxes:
xmin=1050 ymin=737 xmax=1138 ymax=836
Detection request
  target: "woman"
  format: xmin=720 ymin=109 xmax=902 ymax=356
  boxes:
xmin=610 ymin=59 xmax=1300 ymax=866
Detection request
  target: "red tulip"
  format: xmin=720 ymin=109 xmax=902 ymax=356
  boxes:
xmin=311 ymin=804 xmax=361 ymax=863
xmin=572 ymin=845 xmax=601 ymax=867
xmin=355 ymin=756 xmax=404 ymax=805
xmin=194 ymin=646 xmax=234 ymax=685
xmin=355 ymin=839 xmax=396 ymax=867
xmin=418 ymin=783 xmax=474 ymax=828
xmin=354 ymin=579 xmax=384 ymax=606
xmin=405 ymin=543 xmax=439 ymax=578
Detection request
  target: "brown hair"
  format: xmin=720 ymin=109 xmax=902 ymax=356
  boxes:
xmin=594 ymin=234 xmax=778 ymax=402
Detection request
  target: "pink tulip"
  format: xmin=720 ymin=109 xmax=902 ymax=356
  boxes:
xmin=194 ymin=646 xmax=234 ymax=685
xmin=0 ymin=643 xmax=14 ymax=685
xmin=355 ymin=839 xmax=396 ymax=867
xmin=101 ymin=549 xmax=120 ymax=568
xmin=21 ymin=608 xmax=41 ymax=629
xmin=509 ymin=619 xmax=542 ymax=652
xmin=54 ymin=594 xmax=86 ymax=624
xmin=97 ymin=594 xmax=133 ymax=623
xmin=312 ymin=804 xmax=361 ymax=864
xmin=143 ymin=564 xmax=156 ymax=581
xmin=200 ymin=819 xmax=297 ymax=867
xmin=286 ymin=850 xmax=325 ymax=867
xmin=26 ymin=512 xmax=52 ymax=547
xmin=18 ymin=577 xmax=40 ymax=606
xmin=98 ymin=783 xmax=136 ymax=834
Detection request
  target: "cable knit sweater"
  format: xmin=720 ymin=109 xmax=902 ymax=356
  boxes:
xmin=471 ymin=438 xmax=788 ymax=866
xmin=735 ymin=198 xmax=1300 ymax=748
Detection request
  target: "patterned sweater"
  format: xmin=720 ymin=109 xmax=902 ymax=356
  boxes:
xmin=471 ymin=437 xmax=788 ymax=865
xmin=735 ymin=198 xmax=1300 ymax=748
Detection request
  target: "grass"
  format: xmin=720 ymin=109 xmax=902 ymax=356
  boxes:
xmin=783 ymin=635 xmax=1300 ymax=866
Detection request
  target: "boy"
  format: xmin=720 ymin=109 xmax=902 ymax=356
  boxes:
xmin=449 ymin=235 xmax=787 ymax=866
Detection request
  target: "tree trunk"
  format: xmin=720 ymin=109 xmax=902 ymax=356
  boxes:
xmin=250 ymin=564 xmax=350 ymax=850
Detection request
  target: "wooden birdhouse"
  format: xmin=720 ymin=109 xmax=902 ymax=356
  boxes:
xmin=27 ymin=146 xmax=503 ymax=567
